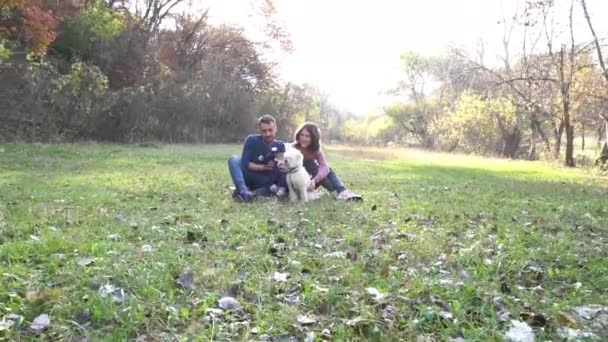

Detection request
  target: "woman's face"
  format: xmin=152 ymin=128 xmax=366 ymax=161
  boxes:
xmin=298 ymin=128 xmax=312 ymax=149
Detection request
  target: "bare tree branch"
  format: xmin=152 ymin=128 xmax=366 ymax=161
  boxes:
xmin=580 ymin=0 xmax=608 ymax=83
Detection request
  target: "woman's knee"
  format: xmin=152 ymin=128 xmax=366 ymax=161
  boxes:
xmin=303 ymin=160 xmax=318 ymax=175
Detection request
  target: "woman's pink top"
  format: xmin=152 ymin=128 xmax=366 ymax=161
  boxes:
xmin=294 ymin=145 xmax=330 ymax=182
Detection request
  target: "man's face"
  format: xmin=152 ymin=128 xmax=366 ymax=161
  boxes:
xmin=259 ymin=122 xmax=277 ymax=144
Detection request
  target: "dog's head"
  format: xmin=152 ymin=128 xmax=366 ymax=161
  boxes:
xmin=277 ymin=146 xmax=303 ymax=172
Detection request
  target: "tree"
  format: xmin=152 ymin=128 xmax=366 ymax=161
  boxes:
xmin=580 ymin=0 xmax=608 ymax=164
xmin=0 ymin=0 xmax=59 ymax=58
xmin=389 ymin=51 xmax=436 ymax=147
xmin=431 ymin=91 xmax=517 ymax=155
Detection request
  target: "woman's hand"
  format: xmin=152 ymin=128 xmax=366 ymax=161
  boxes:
xmin=308 ymin=178 xmax=316 ymax=191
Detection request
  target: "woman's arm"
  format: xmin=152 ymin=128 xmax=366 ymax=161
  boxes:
xmin=312 ymin=149 xmax=330 ymax=182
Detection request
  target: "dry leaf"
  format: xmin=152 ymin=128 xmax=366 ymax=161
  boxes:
xmin=76 ymin=256 xmax=96 ymax=267
xmin=504 ymin=320 xmax=534 ymax=342
xmin=30 ymin=314 xmax=50 ymax=331
xmin=297 ymin=314 xmax=317 ymax=325
xmin=273 ymin=272 xmax=289 ymax=282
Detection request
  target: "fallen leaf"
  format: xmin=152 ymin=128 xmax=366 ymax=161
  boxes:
xmin=218 ymin=297 xmax=240 ymax=310
xmin=0 ymin=320 xmax=13 ymax=331
xmin=439 ymin=310 xmax=454 ymax=321
xmin=51 ymin=253 xmax=66 ymax=260
xmin=114 ymin=212 xmax=126 ymax=222
xmin=76 ymin=256 xmax=96 ymax=267
xmin=557 ymin=311 xmax=579 ymax=328
xmin=74 ymin=309 xmax=91 ymax=325
xmin=273 ymin=272 xmax=289 ymax=282
xmin=459 ymin=269 xmax=473 ymax=281
xmin=30 ymin=314 xmax=50 ymax=331
xmin=313 ymin=284 xmax=328 ymax=293
xmin=322 ymin=328 xmax=332 ymax=339
xmin=504 ymin=320 xmax=534 ymax=342
xmin=205 ymin=308 xmax=224 ymax=316
xmin=346 ymin=316 xmax=364 ymax=326
xmin=0 ymin=314 xmax=21 ymax=331
xmin=366 ymin=287 xmax=386 ymax=301
xmin=347 ymin=251 xmax=357 ymax=261
xmin=531 ymin=313 xmax=547 ymax=327
xmin=557 ymin=327 xmax=598 ymax=340
xmin=324 ymin=251 xmax=345 ymax=258
xmin=99 ymin=284 xmax=126 ymax=303
xmin=572 ymin=304 xmax=607 ymax=320
xmin=175 ymin=268 xmax=194 ymax=289
xmin=297 ymin=314 xmax=317 ymax=325
xmin=382 ymin=305 xmax=397 ymax=327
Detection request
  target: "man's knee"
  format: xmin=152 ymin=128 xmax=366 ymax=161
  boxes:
xmin=228 ymin=155 xmax=241 ymax=166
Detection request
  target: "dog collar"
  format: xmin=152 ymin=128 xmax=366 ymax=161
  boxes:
xmin=287 ymin=166 xmax=300 ymax=174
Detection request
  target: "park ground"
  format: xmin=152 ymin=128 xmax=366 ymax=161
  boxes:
xmin=0 ymin=143 xmax=607 ymax=340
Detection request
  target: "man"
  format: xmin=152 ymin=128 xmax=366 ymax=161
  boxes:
xmin=228 ymin=115 xmax=285 ymax=201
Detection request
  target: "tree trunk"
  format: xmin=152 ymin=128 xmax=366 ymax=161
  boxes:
xmin=598 ymin=121 xmax=608 ymax=165
xmin=581 ymin=122 xmax=585 ymax=151
xmin=564 ymin=121 xmax=575 ymax=167
xmin=561 ymin=92 xmax=575 ymax=166
xmin=536 ymin=121 xmax=552 ymax=154
xmin=502 ymin=132 xmax=521 ymax=159
xmin=552 ymin=121 xmax=564 ymax=160
xmin=527 ymin=124 xmax=538 ymax=161
xmin=495 ymin=112 xmax=521 ymax=159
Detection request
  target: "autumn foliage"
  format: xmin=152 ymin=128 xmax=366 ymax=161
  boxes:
xmin=0 ymin=0 xmax=58 ymax=56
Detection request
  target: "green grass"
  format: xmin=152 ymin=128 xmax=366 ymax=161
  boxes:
xmin=0 ymin=143 xmax=607 ymax=341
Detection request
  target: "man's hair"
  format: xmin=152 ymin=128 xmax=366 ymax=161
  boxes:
xmin=294 ymin=122 xmax=321 ymax=152
xmin=257 ymin=114 xmax=276 ymax=126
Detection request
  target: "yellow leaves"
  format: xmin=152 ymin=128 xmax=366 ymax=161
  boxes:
xmin=431 ymin=91 xmax=517 ymax=153
xmin=26 ymin=287 xmax=63 ymax=305
xmin=557 ymin=311 xmax=580 ymax=329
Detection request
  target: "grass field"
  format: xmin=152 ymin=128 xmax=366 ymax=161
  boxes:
xmin=0 ymin=143 xmax=607 ymax=341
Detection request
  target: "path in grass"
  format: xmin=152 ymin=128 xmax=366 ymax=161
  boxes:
xmin=0 ymin=143 xmax=607 ymax=340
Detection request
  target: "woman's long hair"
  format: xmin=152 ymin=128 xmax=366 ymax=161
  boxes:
xmin=293 ymin=122 xmax=321 ymax=152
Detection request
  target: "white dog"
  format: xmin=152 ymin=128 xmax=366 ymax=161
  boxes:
xmin=277 ymin=146 xmax=312 ymax=203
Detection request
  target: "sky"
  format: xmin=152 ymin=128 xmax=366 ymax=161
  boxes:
xmin=197 ymin=0 xmax=608 ymax=115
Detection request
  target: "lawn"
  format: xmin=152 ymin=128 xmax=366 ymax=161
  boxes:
xmin=0 ymin=143 xmax=607 ymax=341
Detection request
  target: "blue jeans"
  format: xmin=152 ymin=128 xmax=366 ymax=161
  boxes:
xmin=303 ymin=160 xmax=346 ymax=194
xmin=228 ymin=156 xmax=273 ymax=197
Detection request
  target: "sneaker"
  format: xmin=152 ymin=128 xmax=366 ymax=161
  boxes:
xmin=336 ymin=189 xmax=362 ymax=201
xmin=269 ymin=184 xmax=279 ymax=193
xmin=233 ymin=188 xmax=255 ymax=202
xmin=276 ymin=187 xmax=287 ymax=197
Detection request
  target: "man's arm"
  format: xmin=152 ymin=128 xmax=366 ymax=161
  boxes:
xmin=241 ymin=136 xmax=273 ymax=172
xmin=249 ymin=162 xmax=273 ymax=172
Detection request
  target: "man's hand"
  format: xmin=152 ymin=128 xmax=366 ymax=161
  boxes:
xmin=249 ymin=161 xmax=275 ymax=172
xmin=263 ymin=160 xmax=275 ymax=171
xmin=307 ymin=178 xmax=316 ymax=191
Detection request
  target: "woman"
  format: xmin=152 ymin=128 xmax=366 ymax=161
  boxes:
xmin=292 ymin=122 xmax=362 ymax=201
